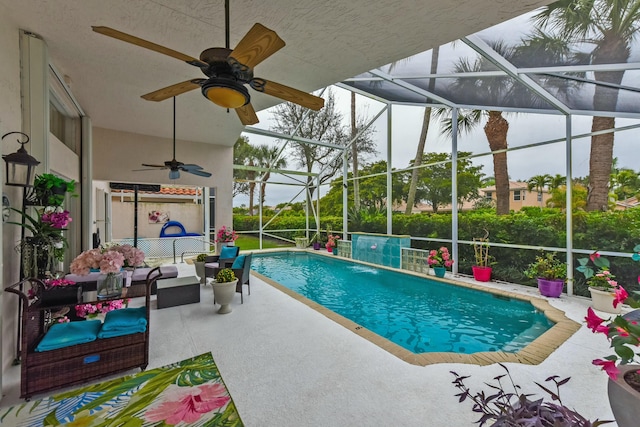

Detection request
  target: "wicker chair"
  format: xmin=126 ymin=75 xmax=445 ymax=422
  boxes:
xmin=212 ymin=253 xmax=252 ymax=303
xmin=204 ymin=246 xmax=240 ymax=281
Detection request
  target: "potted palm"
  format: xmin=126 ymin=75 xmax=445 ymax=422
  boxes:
xmin=524 ymin=252 xmax=567 ymax=298
xmin=194 ymin=253 xmax=208 ymax=285
xmin=213 ymin=268 xmax=237 ymax=314
xmin=472 ymin=231 xmax=493 ymax=282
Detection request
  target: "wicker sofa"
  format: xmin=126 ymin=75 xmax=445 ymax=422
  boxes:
xmin=4 ymin=268 xmax=162 ymax=400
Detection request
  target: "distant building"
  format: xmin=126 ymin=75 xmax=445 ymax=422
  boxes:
xmin=615 ymin=196 xmax=640 ymax=210
xmin=480 ymin=181 xmax=551 ymax=211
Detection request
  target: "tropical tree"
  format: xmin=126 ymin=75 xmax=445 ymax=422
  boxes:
xmin=406 ymin=151 xmax=484 ymax=213
xmin=271 ymin=89 xmax=377 ymax=200
xmin=532 ymin=0 xmax=640 ymax=211
xmin=549 ymin=174 xmax=566 ymax=190
xmin=546 ymin=183 xmax=588 ymax=210
xmin=405 ymin=46 xmax=440 ymax=214
xmin=527 ymin=174 xmax=552 ymax=208
xmin=611 ymin=168 xmax=640 ymax=201
xmin=254 ymin=144 xmax=287 ymax=206
xmin=233 ymin=136 xmax=252 ymax=197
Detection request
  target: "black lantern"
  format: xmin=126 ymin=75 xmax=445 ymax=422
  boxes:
xmin=2 ymin=132 xmax=40 ymax=187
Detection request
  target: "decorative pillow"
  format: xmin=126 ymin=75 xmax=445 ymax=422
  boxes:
xmin=231 ymin=255 xmax=246 ymax=269
xmin=36 ymin=320 xmax=102 ymax=352
xmin=220 ymin=246 xmax=238 ymax=259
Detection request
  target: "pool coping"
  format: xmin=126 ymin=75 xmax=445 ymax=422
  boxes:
xmin=251 ymin=249 xmax=581 ymax=367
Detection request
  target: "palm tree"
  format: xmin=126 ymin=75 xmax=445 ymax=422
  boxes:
xmin=533 ymin=0 xmax=640 ymax=211
xmin=406 ymin=46 xmax=440 ymax=214
xmin=549 ymin=174 xmax=566 ymax=190
xmin=527 ymin=174 xmax=552 ymax=208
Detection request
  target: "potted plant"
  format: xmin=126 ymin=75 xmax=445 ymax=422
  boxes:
xmin=311 ymin=233 xmax=323 ymax=250
xmin=524 ymin=252 xmax=567 ymax=298
xmin=326 ymin=234 xmax=340 ymax=255
xmin=215 ymin=225 xmax=238 ymax=249
xmin=213 ymin=268 xmax=238 ymax=314
xmin=31 ymin=173 xmax=76 ymax=207
xmin=425 ymin=247 xmax=454 ymax=278
xmin=472 ymin=231 xmax=493 ymax=282
xmin=194 ymin=253 xmax=208 ymax=285
xmin=451 ymin=363 xmax=610 ymax=426
xmin=294 ymin=233 xmax=309 ymax=249
xmin=583 ymin=244 xmax=640 ymax=427
xmin=577 ymin=252 xmax=624 ymax=314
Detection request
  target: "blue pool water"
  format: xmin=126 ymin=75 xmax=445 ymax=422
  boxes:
xmin=251 ymin=252 xmax=554 ymax=354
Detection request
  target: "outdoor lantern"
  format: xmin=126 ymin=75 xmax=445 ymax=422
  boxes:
xmin=2 ymin=132 xmax=40 ymax=187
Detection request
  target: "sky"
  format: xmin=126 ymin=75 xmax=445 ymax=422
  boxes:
xmin=232 ymin=6 xmax=640 ymax=208
xmin=233 ymin=85 xmax=640 ymax=208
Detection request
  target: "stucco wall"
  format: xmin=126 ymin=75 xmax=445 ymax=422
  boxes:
xmin=92 ymin=127 xmax=233 ymax=234
xmin=111 ymin=199 xmax=203 ymax=239
xmin=0 ymin=13 xmax=24 ymax=392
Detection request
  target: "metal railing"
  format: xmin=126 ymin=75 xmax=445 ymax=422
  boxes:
xmin=112 ymin=236 xmax=214 ymax=263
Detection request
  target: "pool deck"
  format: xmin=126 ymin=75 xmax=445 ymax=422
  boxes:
xmin=0 ymin=253 xmax=622 ymax=426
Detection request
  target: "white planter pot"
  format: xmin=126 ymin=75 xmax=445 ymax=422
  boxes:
xmin=589 ymin=287 xmax=622 ymax=314
xmin=213 ymin=279 xmax=238 ymax=314
xmin=295 ymin=237 xmax=309 ymax=249
xmin=608 ymin=364 xmax=640 ymax=427
xmin=194 ymin=261 xmax=206 ymax=285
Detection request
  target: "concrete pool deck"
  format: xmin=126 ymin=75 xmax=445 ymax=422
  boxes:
xmin=0 ymin=257 xmax=622 ymax=426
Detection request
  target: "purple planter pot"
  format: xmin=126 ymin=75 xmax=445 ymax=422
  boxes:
xmin=537 ymin=278 xmax=564 ymax=298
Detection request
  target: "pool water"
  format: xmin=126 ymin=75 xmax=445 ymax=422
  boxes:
xmin=251 ymin=252 xmax=554 ymax=354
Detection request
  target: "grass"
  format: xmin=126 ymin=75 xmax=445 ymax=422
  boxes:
xmin=235 ymin=235 xmax=292 ymax=250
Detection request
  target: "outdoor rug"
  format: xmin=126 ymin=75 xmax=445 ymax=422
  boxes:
xmin=0 ymin=352 xmax=244 ymax=426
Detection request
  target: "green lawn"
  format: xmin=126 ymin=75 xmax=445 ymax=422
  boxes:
xmin=235 ymin=235 xmax=292 ymax=250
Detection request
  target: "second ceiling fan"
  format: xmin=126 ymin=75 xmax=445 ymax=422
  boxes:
xmin=92 ymin=0 xmax=325 ymax=125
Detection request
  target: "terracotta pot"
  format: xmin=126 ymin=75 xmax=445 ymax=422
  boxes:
xmin=433 ymin=266 xmax=446 ymax=278
xmin=472 ymin=266 xmax=492 ymax=282
xmin=608 ymin=364 xmax=640 ymax=427
xmin=537 ymin=278 xmax=564 ymax=298
xmin=589 ymin=287 xmax=621 ymax=314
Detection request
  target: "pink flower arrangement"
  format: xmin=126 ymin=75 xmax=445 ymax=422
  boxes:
xmin=326 ymin=234 xmax=340 ymax=250
xmin=43 ymin=277 xmax=76 ymax=289
xmin=75 ymin=298 xmax=129 ymax=318
xmin=580 ymin=245 xmax=640 ymax=380
xmin=70 ymin=244 xmax=145 ymax=275
xmin=40 ymin=206 xmax=72 ymax=229
xmin=426 ymin=247 xmax=454 ymax=268
xmin=216 ymin=226 xmax=238 ymax=243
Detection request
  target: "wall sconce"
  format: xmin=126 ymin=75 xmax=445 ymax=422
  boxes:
xmin=2 ymin=131 xmax=40 ymax=187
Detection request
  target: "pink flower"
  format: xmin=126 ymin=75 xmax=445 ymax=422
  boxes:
xmin=613 ymin=286 xmax=629 ymax=308
xmin=585 ymin=308 xmax=609 ymax=334
xmin=593 ymin=359 xmax=620 ymax=380
xmin=145 ymin=383 xmax=231 ymax=424
xmin=589 ymin=252 xmax=600 ymax=262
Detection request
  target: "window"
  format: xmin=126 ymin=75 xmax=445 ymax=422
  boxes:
xmin=514 ymin=190 xmax=523 ymax=201
xmin=485 ymin=191 xmax=493 ymax=199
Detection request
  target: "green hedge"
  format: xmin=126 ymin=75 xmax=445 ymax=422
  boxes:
xmin=235 ymin=208 xmax=640 ymax=297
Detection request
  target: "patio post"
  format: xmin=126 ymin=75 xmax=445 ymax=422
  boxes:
xmin=451 ymin=108 xmax=459 ymax=275
xmin=565 ymin=115 xmax=574 ymax=295
xmin=386 ymin=103 xmax=393 ymax=234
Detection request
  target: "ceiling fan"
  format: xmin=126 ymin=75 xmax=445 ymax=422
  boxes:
xmin=135 ymin=97 xmax=212 ymax=180
xmin=92 ymin=0 xmax=325 ymax=125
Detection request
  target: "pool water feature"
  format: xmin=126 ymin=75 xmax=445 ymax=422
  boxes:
xmin=252 ymin=251 xmax=554 ymax=355
xmin=351 ymin=233 xmax=410 ymax=268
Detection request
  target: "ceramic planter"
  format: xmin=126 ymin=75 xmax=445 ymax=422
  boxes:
xmin=295 ymin=237 xmax=309 ymax=249
xmin=313 ymin=242 xmax=322 ymax=250
xmin=472 ymin=266 xmax=492 ymax=282
xmin=194 ymin=261 xmax=206 ymax=285
xmin=332 ymin=247 xmax=338 ymax=255
xmin=213 ymin=279 xmax=238 ymax=314
xmin=537 ymin=278 xmax=564 ymax=298
xmin=608 ymin=364 xmax=640 ymax=427
xmin=433 ymin=266 xmax=446 ymax=278
xmin=589 ymin=287 xmax=621 ymax=314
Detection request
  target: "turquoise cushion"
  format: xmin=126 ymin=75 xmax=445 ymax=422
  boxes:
xmin=101 ymin=307 xmax=147 ymax=331
xmin=231 ymin=254 xmax=246 ymax=269
xmin=220 ymin=246 xmax=238 ymax=259
xmin=98 ymin=325 xmax=147 ymax=339
xmin=36 ymin=320 xmax=101 ymax=352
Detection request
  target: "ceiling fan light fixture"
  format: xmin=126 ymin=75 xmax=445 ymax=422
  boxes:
xmin=169 ymin=169 xmax=180 ymax=180
xmin=201 ymin=78 xmax=250 ymax=109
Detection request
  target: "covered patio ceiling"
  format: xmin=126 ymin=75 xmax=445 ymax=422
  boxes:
xmin=0 ymin=0 xmax=555 ymax=146
xmin=340 ymin=10 xmax=640 ymax=119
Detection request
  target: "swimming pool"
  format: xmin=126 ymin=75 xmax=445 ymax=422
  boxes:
xmin=252 ymin=252 xmax=555 ymax=355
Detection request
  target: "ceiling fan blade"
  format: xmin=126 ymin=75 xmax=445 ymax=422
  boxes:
xmin=92 ymin=26 xmax=208 ymax=68
xmin=185 ymin=168 xmax=212 ymax=177
xmin=181 ymin=164 xmax=204 ymax=170
xmin=141 ymin=79 xmax=204 ymax=102
xmin=229 ymin=23 xmax=285 ymax=70
xmin=236 ymin=103 xmax=259 ymax=125
xmin=133 ymin=167 xmax=168 ymax=171
xmin=140 ymin=163 xmax=169 ymax=169
xmin=257 ymin=80 xmax=325 ymax=111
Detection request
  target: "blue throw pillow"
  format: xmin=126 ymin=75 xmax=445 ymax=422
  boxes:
xmin=231 ymin=254 xmax=246 ymax=269
xmin=220 ymin=246 xmax=238 ymax=259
